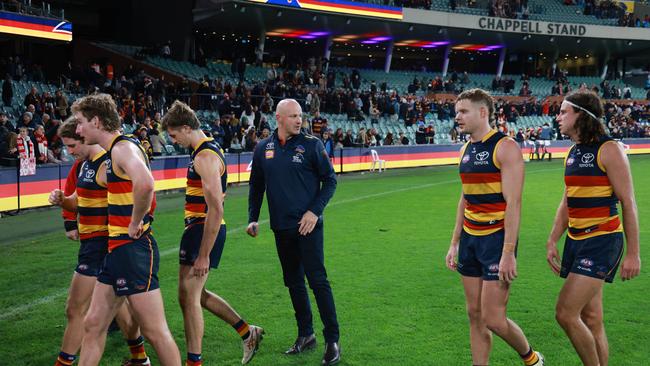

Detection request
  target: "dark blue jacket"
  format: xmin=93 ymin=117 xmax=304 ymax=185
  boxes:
xmin=248 ymin=130 xmax=337 ymax=231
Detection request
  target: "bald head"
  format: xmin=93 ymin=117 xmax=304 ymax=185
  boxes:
xmin=276 ymin=99 xmax=301 ymax=115
xmin=276 ymin=98 xmax=303 ymax=139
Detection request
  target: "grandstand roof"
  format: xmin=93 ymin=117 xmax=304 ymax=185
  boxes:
xmin=194 ymin=0 xmax=650 ymax=57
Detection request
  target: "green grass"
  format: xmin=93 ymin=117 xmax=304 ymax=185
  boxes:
xmin=1 ymin=156 xmax=649 ymax=365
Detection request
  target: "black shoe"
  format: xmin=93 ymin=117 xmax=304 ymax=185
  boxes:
xmin=285 ymin=334 xmax=317 ymax=354
xmin=322 ymin=342 xmax=340 ymax=365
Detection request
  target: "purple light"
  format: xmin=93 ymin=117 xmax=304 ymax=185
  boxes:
xmin=299 ymin=35 xmax=317 ymax=39
xmin=421 ymin=44 xmax=437 ymax=48
xmin=431 ymin=41 xmax=450 ymax=46
xmin=477 ymin=47 xmax=493 ymax=51
xmin=370 ymin=36 xmax=392 ymax=42
xmin=309 ymin=31 xmax=330 ymax=36
xmin=361 ymin=40 xmax=379 ymax=44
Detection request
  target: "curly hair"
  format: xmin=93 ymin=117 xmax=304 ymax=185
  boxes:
xmin=71 ymin=93 xmax=121 ymax=132
xmin=564 ymin=90 xmax=605 ymax=145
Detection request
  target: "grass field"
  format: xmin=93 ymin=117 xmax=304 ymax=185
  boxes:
xmin=1 ymin=156 xmax=649 ymax=365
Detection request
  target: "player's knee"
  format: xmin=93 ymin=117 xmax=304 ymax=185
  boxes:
xmin=555 ymin=304 xmax=575 ymax=328
xmin=581 ymin=309 xmax=603 ymax=332
xmin=483 ymin=316 xmax=507 ymax=334
xmin=65 ymin=298 xmax=86 ymax=321
xmin=465 ymin=304 xmax=482 ymax=324
xmin=83 ymin=311 xmax=104 ymax=335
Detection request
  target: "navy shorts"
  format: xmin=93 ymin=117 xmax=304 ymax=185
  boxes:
xmin=560 ymin=232 xmax=624 ymax=283
xmin=97 ymin=234 xmax=160 ymax=296
xmin=180 ymin=223 xmax=226 ymax=269
xmin=75 ymin=238 xmax=108 ymax=277
xmin=458 ymin=229 xmax=515 ymax=281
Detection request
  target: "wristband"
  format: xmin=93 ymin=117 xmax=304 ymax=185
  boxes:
xmin=64 ymin=220 xmax=78 ymax=232
xmin=503 ymin=242 xmax=516 ymax=253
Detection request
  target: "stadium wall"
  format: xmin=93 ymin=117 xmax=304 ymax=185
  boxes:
xmin=1 ymin=139 xmax=649 ymax=212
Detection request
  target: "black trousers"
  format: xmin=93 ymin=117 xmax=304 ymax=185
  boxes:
xmin=273 ymin=224 xmax=340 ymax=343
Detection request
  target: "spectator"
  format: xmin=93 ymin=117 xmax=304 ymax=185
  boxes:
xmin=383 ymin=132 xmax=394 ymax=146
xmin=311 ymin=111 xmax=327 ymax=136
xmin=322 ymin=129 xmax=334 ymax=157
xmin=244 ymin=127 xmax=258 ymax=152
xmin=343 ymin=129 xmax=355 ymax=147
xmin=0 ymin=112 xmax=13 ymax=158
xmin=24 ymin=86 xmax=41 ymax=110
xmin=16 ymin=126 xmax=34 ymax=161
xmin=135 ymin=125 xmax=153 ymax=160
xmin=17 ymin=111 xmax=37 ymax=132
xmin=2 ymin=74 xmax=12 ymax=107
xmin=55 ymin=90 xmax=68 ymax=119
xmin=149 ymin=129 xmax=165 ymax=156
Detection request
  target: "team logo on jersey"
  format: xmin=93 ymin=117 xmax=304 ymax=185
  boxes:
xmin=295 ymin=145 xmax=305 ymax=154
xmin=265 ymin=150 xmax=274 ymax=159
xmin=105 ymin=159 xmax=112 ymax=172
xmin=266 ymin=142 xmax=274 ymax=149
xmin=476 ymin=151 xmax=489 ymax=161
xmin=292 ymin=154 xmax=303 ymax=164
xmin=581 ymin=153 xmax=595 ymax=164
xmin=462 ymin=154 xmax=470 ymax=163
xmin=566 ymin=157 xmax=575 ymax=166
xmin=85 ymin=169 xmax=95 ymax=180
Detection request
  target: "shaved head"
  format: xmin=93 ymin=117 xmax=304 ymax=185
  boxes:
xmin=276 ymin=99 xmax=301 ymax=116
xmin=275 ymin=98 xmax=303 ymax=140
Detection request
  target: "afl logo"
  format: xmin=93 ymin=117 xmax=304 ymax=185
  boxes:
xmin=85 ymin=169 xmax=95 ymax=179
xmin=462 ymin=154 xmax=470 ymax=163
xmin=580 ymin=258 xmax=593 ymax=267
xmin=488 ymin=264 xmax=499 ymax=272
xmin=116 ymin=278 xmax=127 ymax=287
xmin=581 ymin=153 xmax=595 ymax=164
xmin=566 ymin=157 xmax=575 ymax=166
xmin=476 ymin=151 xmax=490 ymax=161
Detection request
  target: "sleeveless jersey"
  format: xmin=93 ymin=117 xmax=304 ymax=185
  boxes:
xmin=106 ymin=135 xmax=156 ymax=251
xmin=459 ymin=130 xmax=508 ymax=236
xmin=185 ymin=137 xmax=227 ymax=227
xmin=564 ymin=136 xmax=622 ymax=240
xmin=76 ymin=151 xmax=108 ymax=241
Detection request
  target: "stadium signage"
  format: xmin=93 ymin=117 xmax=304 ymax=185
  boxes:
xmin=478 ymin=17 xmax=587 ymax=36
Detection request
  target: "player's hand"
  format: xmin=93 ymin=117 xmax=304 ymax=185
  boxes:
xmin=499 ymin=253 xmax=517 ymax=284
xmin=298 ymin=211 xmax=318 ymax=236
xmin=49 ymin=189 xmax=65 ymax=206
xmin=445 ymin=244 xmax=458 ymax=271
xmin=620 ymin=253 xmax=641 ymax=281
xmin=193 ymin=256 xmax=210 ymax=277
xmin=128 ymin=220 xmax=144 ymax=239
xmin=246 ymin=222 xmax=259 ymax=237
xmin=546 ymin=242 xmax=561 ymax=275
xmin=65 ymin=229 xmax=79 ymax=241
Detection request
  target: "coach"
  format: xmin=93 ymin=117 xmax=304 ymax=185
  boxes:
xmin=247 ymin=98 xmax=340 ymax=365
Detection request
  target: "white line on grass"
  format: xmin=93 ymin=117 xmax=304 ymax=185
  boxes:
xmin=1 ymin=166 xmax=562 ymax=319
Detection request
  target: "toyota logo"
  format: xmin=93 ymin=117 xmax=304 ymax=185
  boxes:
xmin=476 ymin=151 xmax=490 ymax=161
xmin=581 ymin=153 xmax=595 ymax=164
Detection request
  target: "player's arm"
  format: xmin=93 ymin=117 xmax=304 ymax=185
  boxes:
xmin=247 ymin=143 xmax=265 ymax=237
xmin=113 ymin=142 xmax=155 ymax=239
xmin=545 ymin=191 xmax=568 ymax=275
xmin=497 ymin=138 xmax=524 ymax=284
xmin=49 ymin=189 xmax=79 ymax=212
xmin=192 ymin=151 xmax=224 ymax=277
xmin=600 ymin=142 xmax=640 ymax=281
xmin=446 ymin=192 xmax=466 ymax=271
xmin=62 ymin=160 xmax=80 ymax=238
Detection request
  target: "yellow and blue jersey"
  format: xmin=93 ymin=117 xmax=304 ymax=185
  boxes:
xmin=184 ymin=137 xmax=227 ymax=227
xmin=76 ymin=151 xmax=109 ymax=241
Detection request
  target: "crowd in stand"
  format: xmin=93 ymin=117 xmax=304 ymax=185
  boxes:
xmin=2 ymin=52 xmax=650 ymax=166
